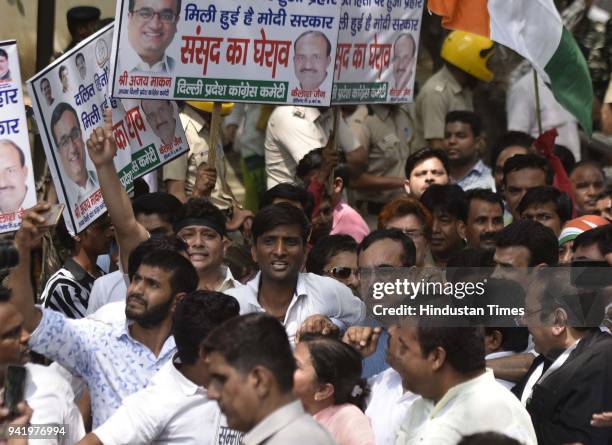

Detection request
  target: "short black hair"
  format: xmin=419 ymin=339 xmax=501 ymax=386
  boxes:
xmin=127 ymin=234 xmax=188 ymax=280
xmin=517 ymin=186 xmax=573 ymax=224
xmin=299 ymin=333 xmax=369 ymax=411
xmin=296 ymin=148 xmax=351 ymax=190
xmin=58 ymin=65 xmax=67 ymax=80
xmin=294 ymin=30 xmax=331 ymax=57
xmin=553 ymin=144 xmax=576 ymax=174
xmin=569 ymin=159 xmax=605 ymax=177
xmin=50 ymin=102 xmax=80 ymax=147
xmin=484 ymin=326 xmax=529 ymax=353
xmin=458 ymin=432 xmax=522 ymax=445
xmin=138 ymin=249 xmax=198 ymax=296
xmin=0 ymin=49 xmax=7 ymax=59
xmin=405 ymin=147 xmax=450 ymax=178
xmin=128 ymin=0 xmax=182 ymax=14
xmin=132 ymin=192 xmax=183 ymax=226
xmin=465 ymin=188 xmax=503 ymax=214
xmin=572 ymin=224 xmax=612 ymax=255
xmin=417 ymin=325 xmax=485 ymax=374
xmin=358 ymin=228 xmax=416 ymax=267
xmin=203 ymin=313 xmax=296 ymax=393
xmin=420 ymin=184 xmax=468 ymax=223
xmin=306 ymin=234 xmax=357 ymax=275
xmin=75 ymin=52 xmax=85 ymax=62
xmin=502 ymin=154 xmax=552 ymax=186
xmin=445 ymin=110 xmax=482 ymax=137
xmin=491 ymin=131 xmax=534 ymax=166
xmin=176 ymin=198 xmax=226 ymax=236
xmin=0 ymin=139 xmax=25 ymax=167
xmin=173 ymin=290 xmax=240 ymax=365
xmin=495 ymin=220 xmax=559 ymax=265
xmin=252 ymin=202 xmax=311 ymax=245
xmin=261 ymin=183 xmax=311 ymax=211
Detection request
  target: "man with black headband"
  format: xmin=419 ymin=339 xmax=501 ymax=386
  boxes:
xmin=173 ymin=198 xmax=239 ymax=291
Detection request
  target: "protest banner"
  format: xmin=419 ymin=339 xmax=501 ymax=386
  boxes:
xmin=109 ymin=0 xmax=342 ymax=106
xmin=27 ymin=24 xmax=132 ymax=235
xmin=332 ymin=0 xmax=424 ymax=104
xmin=0 ymin=41 xmax=37 ymax=233
xmin=112 ymin=97 xmax=189 ymax=191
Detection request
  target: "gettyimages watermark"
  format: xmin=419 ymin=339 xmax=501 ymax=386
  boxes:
xmin=357 ymin=266 xmax=612 ymax=328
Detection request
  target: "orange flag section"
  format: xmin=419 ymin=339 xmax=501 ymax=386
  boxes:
xmin=428 ymin=0 xmax=491 ymax=38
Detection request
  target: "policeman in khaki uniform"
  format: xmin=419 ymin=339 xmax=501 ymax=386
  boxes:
xmin=413 ymin=31 xmax=495 ymax=150
xmin=163 ymin=101 xmax=235 ymax=210
xmin=351 ymin=104 xmax=416 ymax=223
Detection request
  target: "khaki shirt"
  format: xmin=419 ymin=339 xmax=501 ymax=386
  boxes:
xmin=354 ymin=104 xmax=415 ymax=203
xmin=163 ymin=105 xmax=232 ymax=209
xmin=414 ymin=65 xmax=473 ymax=147
xmin=264 ymin=106 xmax=360 ymax=189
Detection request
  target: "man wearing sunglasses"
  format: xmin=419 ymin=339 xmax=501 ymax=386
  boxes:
xmin=126 ymin=0 xmax=181 ymax=73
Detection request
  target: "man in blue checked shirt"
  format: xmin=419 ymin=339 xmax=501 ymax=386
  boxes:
xmin=6 ymin=202 xmax=198 ymax=428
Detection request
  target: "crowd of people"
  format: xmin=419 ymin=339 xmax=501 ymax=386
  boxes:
xmin=1 ymin=1 xmax=612 ymax=444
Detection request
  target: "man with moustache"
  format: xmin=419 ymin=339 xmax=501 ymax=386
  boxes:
xmin=392 ymin=33 xmax=417 ymax=92
xmin=7 ymin=205 xmax=198 ymax=427
xmin=293 ymin=30 xmax=332 ymax=91
xmin=465 ymin=188 xmax=504 ymax=251
xmin=0 ymin=140 xmax=29 ymax=214
xmin=125 ymin=0 xmax=181 ymax=72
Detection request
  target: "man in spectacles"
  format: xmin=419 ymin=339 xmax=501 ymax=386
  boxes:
xmin=126 ymin=0 xmax=181 ymax=73
xmin=51 ymin=102 xmax=98 ymax=205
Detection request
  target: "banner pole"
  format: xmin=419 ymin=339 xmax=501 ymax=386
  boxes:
xmin=533 ymin=69 xmax=544 ymax=136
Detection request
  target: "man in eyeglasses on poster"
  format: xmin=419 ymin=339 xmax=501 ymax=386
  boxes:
xmin=125 ymin=0 xmax=181 ymax=73
xmin=51 ymin=102 xmax=98 ymax=206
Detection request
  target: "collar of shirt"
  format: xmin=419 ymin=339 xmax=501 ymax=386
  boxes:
xmin=485 ymin=350 xmax=516 ymax=361
xmin=371 ymin=104 xmax=392 ymax=121
xmin=149 ymin=355 xmax=207 ymax=398
xmin=63 ymin=257 xmax=99 ymax=284
xmin=242 ymin=272 xmax=304 ymax=314
xmin=217 ymin=266 xmax=239 ymax=292
xmin=243 ymin=400 xmax=305 ymax=445
xmin=458 ymin=159 xmax=487 ymax=181
xmin=114 ymin=321 xmax=176 ymax=355
xmin=429 ymin=369 xmax=494 ymax=419
xmin=182 ymin=104 xmax=210 ymax=135
xmin=440 ymin=65 xmax=463 ymax=95
xmin=124 ymin=45 xmax=173 ymax=73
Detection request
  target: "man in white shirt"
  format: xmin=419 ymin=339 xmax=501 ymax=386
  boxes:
xmin=124 ymin=0 xmax=180 ymax=73
xmin=391 ymin=324 xmax=537 ymax=445
xmin=225 ymin=203 xmax=365 ymax=344
xmin=77 ymin=290 xmax=243 ymax=445
xmin=203 ymin=313 xmax=337 ymax=444
xmin=264 ymin=106 xmax=367 ymax=188
xmin=0 ymin=289 xmax=86 ymax=445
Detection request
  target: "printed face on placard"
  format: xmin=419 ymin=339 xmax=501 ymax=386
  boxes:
xmin=40 ymin=79 xmax=54 ymax=106
xmin=75 ymin=54 xmax=87 ymax=80
xmin=0 ymin=53 xmax=9 ymax=80
xmin=141 ymin=99 xmax=176 ymax=145
xmin=392 ymin=33 xmax=416 ymax=90
xmin=52 ymin=108 xmax=88 ymax=188
xmin=0 ymin=141 xmax=28 ymax=213
xmin=128 ymin=0 xmax=179 ymax=67
xmin=293 ymin=31 xmax=332 ymax=91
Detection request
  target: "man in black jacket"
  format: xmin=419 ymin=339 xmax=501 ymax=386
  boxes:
xmin=521 ymin=267 xmax=612 ymax=445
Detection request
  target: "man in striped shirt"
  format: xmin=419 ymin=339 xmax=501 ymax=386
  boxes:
xmin=41 ymin=213 xmax=113 ymax=318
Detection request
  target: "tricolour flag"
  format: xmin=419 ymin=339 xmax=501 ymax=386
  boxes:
xmin=428 ymin=0 xmax=593 ymax=135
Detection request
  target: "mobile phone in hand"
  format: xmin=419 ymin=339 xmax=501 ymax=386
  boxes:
xmin=3 ymin=365 xmax=26 ymax=417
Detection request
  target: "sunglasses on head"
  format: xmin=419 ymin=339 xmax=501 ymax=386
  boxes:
xmin=327 ymin=266 xmax=358 ymax=279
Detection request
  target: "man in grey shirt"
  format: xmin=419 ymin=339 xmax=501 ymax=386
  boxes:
xmin=203 ymin=313 xmax=337 ymax=445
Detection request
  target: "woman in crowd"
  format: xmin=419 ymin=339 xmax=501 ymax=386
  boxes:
xmin=293 ymin=333 xmax=375 ymax=445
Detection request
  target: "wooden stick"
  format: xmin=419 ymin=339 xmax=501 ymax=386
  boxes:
xmin=533 ymin=69 xmax=543 ymax=136
xmin=207 ymin=102 xmax=222 ymax=166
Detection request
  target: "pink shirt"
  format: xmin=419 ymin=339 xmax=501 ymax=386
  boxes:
xmin=331 ymin=202 xmax=370 ymax=243
xmin=313 ymin=404 xmax=376 ymax=445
